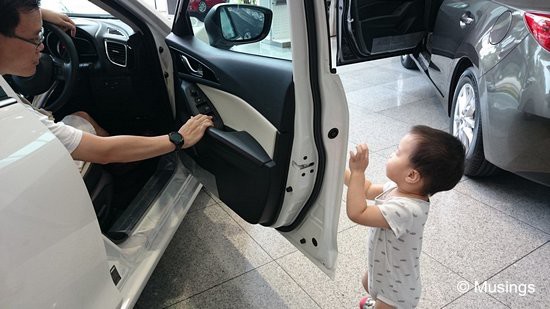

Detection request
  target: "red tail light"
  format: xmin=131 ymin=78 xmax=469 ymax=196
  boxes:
xmin=524 ymin=12 xmax=550 ymax=52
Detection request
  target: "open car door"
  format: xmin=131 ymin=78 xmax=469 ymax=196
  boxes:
xmin=163 ymin=1 xmax=349 ymax=275
xmin=338 ymin=0 xmax=435 ymax=65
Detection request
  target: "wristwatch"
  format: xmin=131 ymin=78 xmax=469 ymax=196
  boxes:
xmin=168 ymin=132 xmax=185 ymax=151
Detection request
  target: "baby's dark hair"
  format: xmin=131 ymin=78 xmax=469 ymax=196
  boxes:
xmin=408 ymin=125 xmax=465 ymax=195
xmin=0 ymin=0 xmax=41 ymax=37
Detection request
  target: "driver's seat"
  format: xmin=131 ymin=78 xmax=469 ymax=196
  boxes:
xmin=63 ymin=114 xmax=114 ymax=230
xmin=83 ymin=163 xmax=114 ymax=229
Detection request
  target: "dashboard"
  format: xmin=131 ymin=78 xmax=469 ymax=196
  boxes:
xmin=45 ymin=18 xmax=135 ymax=68
xmin=42 ymin=17 xmax=173 ymax=137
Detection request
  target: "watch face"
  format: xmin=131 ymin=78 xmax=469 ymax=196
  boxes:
xmin=170 ymin=132 xmax=183 ymax=144
xmin=169 ymin=132 xmax=184 ymax=149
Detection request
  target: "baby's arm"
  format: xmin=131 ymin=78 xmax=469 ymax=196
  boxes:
xmin=345 ymin=169 xmax=384 ymax=199
xmin=346 ymin=144 xmax=390 ymax=228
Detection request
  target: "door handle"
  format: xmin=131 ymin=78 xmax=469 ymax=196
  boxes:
xmin=180 ymin=54 xmax=204 ymax=77
xmin=460 ymin=13 xmax=474 ymax=29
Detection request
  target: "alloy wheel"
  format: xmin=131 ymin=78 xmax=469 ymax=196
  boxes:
xmin=453 ymin=83 xmax=476 ymax=154
xmin=198 ymin=1 xmax=207 ymax=12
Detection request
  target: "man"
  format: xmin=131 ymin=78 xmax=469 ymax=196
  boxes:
xmin=0 ymin=0 xmax=213 ymax=164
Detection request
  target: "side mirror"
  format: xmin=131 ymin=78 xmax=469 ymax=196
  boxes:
xmin=204 ymin=4 xmax=272 ymax=50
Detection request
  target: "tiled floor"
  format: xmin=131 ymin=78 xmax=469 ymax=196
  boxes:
xmin=137 ymin=57 xmax=550 ymax=308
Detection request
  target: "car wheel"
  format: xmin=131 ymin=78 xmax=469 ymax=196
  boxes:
xmin=198 ymin=0 xmax=207 ymax=13
xmin=400 ymin=54 xmax=418 ymax=70
xmin=450 ymin=68 xmax=496 ymax=177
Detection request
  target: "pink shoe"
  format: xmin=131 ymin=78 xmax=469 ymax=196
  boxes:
xmin=359 ymin=296 xmax=376 ymax=309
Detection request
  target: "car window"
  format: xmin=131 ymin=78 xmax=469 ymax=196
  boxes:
xmin=141 ymin=0 xmax=177 ymax=22
xmin=188 ymin=0 xmax=291 ymax=60
xmin=0 ymin=85 xmax=7 ymax=100
xmin=43 ymin=0 xmax=178 ymax=23
xmin=41 ymin=0 xmax=111 ymax=16
xmin=0 ymin=82 xmax=18 ymax=108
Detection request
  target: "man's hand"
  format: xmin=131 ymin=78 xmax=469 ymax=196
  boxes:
xmin=41 ymin=8 xmax=76 ymax=37
xmin=348 ymin=143 xmax=369 ymax=173
xmin=179 ymin=114 xmax=214 ymax=149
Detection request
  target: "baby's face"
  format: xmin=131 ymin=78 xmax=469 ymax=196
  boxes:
xmin=385 ymin=133 xmax=418 ymax=182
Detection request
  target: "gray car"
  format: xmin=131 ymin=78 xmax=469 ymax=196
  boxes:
xmin=338 ymin=0 xmax=550 ymax=186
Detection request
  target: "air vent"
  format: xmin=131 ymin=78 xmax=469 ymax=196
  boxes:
xmin=107 ymin=27 xmax=123 ymax=36
xmin=105 ymin=40 xmax=127 ymax=67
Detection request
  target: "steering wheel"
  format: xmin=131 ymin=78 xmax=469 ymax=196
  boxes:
xmin=11 ymin=22 xmax=79 ymax=112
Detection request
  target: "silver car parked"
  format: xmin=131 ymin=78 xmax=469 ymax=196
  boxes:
xmin=338 ymin=0 xmax=550 ymax=185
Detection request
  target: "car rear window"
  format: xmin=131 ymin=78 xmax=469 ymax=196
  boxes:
xmin=0 ymin=84 xmax=17 ymax=108
xmin=0 ymin=85 xmax=7 ymax=100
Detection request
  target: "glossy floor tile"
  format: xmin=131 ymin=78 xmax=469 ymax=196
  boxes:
xmin=171 ymin=262 xmax=320 ymax=309
xmin=138 ymin=57 xmax=550 ymax=308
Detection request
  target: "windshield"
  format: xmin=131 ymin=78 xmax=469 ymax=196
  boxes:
xmin=40 ymin=0 xmax=111 ymax=16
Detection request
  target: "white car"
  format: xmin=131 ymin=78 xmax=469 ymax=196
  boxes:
xmin=1 ymin=1 xmax=349 ymax=308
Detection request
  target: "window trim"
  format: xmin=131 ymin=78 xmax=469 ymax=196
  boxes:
xmin=172 ymin=0 xmax=194 ymax=36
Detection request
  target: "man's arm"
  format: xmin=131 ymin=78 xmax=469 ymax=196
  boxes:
xmin=71 ymin=114 xmax=213 ymax=164
xmin=41 ymin=8 xmax=76 ymax=36
xmin=346 ymin=144 xmax=390 ymax=228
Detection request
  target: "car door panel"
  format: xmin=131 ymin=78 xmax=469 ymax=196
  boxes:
xmin=339 ymin=0 xmax=430 ymax=64
xmin=159 ymin=0 xmax=348 ymax=275
xmin=175 ymin=78 xmax=279 ymax=158
xmin=166 ymin=35 xmax=295 ymax=225
xmin=167 ymin=35 xmax=294 ymax=130
xmin=207 ymin=128 xmax=273 ymax=165
xmin=428 ymin=0 xmax=489 ymax=97
xmin=197 ymin=83 xmax=278 ymax=157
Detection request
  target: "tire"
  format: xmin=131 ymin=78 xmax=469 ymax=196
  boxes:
xmin=450 ymin=68 xmax=497 ymax=177
xmin=400 ymin=54 xmax=418 ymax=70
xmin=198 ymin=0 xmax=207 ymax=13
xmin=194 ymin=1 xmax=207 ymax=21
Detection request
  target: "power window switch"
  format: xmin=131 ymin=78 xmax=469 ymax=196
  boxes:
xmin=197 ymin=104 xmax=212 ymax=114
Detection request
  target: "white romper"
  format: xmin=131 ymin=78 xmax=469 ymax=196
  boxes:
xmin=367 ymin=182 xmax=429 ymax=308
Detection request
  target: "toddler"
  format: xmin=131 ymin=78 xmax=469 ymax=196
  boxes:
xmin=345 ymin=125 xmax=465 ymax=308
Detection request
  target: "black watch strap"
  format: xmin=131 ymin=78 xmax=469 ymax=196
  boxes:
xmin=168 ymin=132 xmax=184 ymax=151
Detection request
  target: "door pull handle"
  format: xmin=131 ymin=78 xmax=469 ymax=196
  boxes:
xmin=180 ymin=54 xmax=204 ymax=77
xmin=460 ymin=13 xmax=474 ymax=28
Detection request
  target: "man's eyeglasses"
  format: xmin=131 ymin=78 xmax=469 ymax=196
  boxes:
xmin=12 ymin=27 xmax=44 ymax=50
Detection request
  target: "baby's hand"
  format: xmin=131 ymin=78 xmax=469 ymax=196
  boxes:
xmin=348 ymin=144 xmax=369 ymax=172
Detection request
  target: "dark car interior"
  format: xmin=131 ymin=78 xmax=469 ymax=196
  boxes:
xmin=51 ymin=19 xmax=173 ymax=138
xmin=339 ymin=0 xmax=444 ymax=64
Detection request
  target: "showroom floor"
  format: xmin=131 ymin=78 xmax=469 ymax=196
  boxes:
xmin=137 ymin=57 xmax=550 ymax=309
